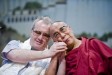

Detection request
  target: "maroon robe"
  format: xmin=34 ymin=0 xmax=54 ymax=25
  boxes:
xmin=66 ymin=37 xmax=112 ymax=75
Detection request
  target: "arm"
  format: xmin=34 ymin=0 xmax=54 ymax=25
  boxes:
xmin=45 ymin=54 xmax=59 ymax=75
xmin=45 ymin=52 xmax=66 ymax=75
xmin=57 ymin=52 xmax=66 ymax=75
xmin=6 ymin=42 xmax=67 ymax=63
xmin=57 ymin=58 xmax=65 ymax=75
xmin=7 ymin=49 xmax=50 ymax=63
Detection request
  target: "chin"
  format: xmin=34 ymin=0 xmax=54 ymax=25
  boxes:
xmin=67 ymin=42 xmax=74 ymax=49
xmin=66 ymin=40 xmax=73 ymax=45
xmin=34 ymin=46 xmax=41 ymax=50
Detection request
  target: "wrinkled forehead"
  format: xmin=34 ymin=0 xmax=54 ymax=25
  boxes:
xmin=50 ymin=22 xmax=67 ymax=35
xmin=34 ymin=20 xmax=50 ymax=29
xmin=32 ymin=20 xmax=50 ymax=35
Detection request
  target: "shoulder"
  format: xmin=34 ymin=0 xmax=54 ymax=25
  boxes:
xmin=82 ymin=37 xmax=103 ymax=49
xmin=82 ymin=37 xmax=102 ymax=44
xmin=7 ymin=40 xmax=20 ymax=45
xmin=2 ymin=40 xmax=19 ymax=49
xmin=84 ymin=37 xmax=108 ymax=50
xmin=20 ymin=38 xmax=31 ymax=49
xmin=87 ymin=38 xmax=103 ymax=46
xmin=2 ymin=40 xmax=21 ymax=53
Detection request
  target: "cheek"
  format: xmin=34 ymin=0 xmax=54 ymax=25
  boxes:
xmin=52 ymin=38 xmax=57 ymax=42
xmin=43 ymin=39 xmax=49 ymax=44
xmin=66 ymin=31 xmax=71 ymax=35
xmin=58 ymin=38 xmax=63 ymax=42
xmin=30 ymin=33 xmax=35 ymax=39
xmin=69 ymin=38 xmax=74 ymax=43
xmin=66 ymin=37 xmax=74 ymax=44
xmin=31 ymin=37 xmax=36 ymax=42
xmin=45 ymin=40 xmax=48 ymax=43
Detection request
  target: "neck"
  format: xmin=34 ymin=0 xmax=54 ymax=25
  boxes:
xmin=66 ymin=39 xmax=81 ymax=53
xmin=31 ymin=47 xmax=36 ymax=50
xmin=73 ymin=39 xmax=82 ymax=49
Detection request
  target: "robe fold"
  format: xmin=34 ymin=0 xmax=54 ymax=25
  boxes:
xmin=66 ymin=37 xmax=112 ymax=75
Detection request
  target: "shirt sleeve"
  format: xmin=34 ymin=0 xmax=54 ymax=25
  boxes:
xmin=1 ymin=40 xmax=20 ymax=64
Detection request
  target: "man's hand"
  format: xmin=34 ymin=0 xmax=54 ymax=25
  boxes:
xmin=44 ymin=42 xmax=67 ymax=58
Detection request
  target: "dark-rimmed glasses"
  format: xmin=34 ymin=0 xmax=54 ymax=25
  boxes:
xmin=32 ymin=30 xmax=50 ymax=39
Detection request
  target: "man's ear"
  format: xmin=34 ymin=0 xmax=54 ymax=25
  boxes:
xmin=30 ymin=30 xmax=33 ymax=36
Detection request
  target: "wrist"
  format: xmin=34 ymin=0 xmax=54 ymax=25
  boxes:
xmin=41 ymin=50 xmax=50 ymax=58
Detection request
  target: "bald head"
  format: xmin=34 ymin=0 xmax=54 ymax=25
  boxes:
xmin=51 ymin=22 xmax=67 ymax=28
xmin=50 ymin=21 xmax=68 ymax=35
xmin=32 ymin=17 xmax=53 ymax=30
xmin=50 ymin=21 xmax=76 ymax=52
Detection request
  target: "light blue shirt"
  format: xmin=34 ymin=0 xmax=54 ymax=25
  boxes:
xmin=1 ymin=39 xmax=51 ymax=75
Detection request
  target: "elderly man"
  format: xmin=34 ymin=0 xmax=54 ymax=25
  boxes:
xmin=47 ymin=21 xmax=112 ymax=75
xmin=0 ymin=17 xmax=67 ymax=75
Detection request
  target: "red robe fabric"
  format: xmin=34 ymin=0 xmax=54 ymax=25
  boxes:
xmin=66 ymin=37 xmax=112 ymax=75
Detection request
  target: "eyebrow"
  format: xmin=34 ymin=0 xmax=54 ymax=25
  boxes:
xmin=60 ymin=26 xmax=66 ymax=31
xmin=52 ymin=26 xmax=67 ymax=37
xmin=53 ymin=32 xmax=59 ymax=37
xmin=33 ymin=30 xmax=50 ymax=36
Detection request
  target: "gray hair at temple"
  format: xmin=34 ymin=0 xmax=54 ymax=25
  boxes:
xmin=32 ymin=16 xmax=53 ymax=30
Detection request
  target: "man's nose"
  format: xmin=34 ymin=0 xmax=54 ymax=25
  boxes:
xmin=60 ymin=33 xmax=66 ymax=39
xmin=38 ymin=34 xmax=43 ymax=40
xmin=58 ymin=38 xmax=63 ymax=42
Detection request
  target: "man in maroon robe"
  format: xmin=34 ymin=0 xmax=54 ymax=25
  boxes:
xmin=46 ymin=21 xmax=112 ymax=75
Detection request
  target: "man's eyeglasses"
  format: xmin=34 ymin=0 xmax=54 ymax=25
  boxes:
xmin=32 ymin=30 xmax=50 ymax=39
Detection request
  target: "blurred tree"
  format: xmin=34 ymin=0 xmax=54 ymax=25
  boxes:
xmin=99 ymin=32 xmax=112 ymax=41
xmin=77 ymin=32 xmax=112 ymax=41
xmin=0 ymin=22 xmax=6 ymax=34
xmin=99 ymin=33 xmax=108 ymax=41
xmin=24 ymin=2 xmax=42 ymax=10
xmin=7 ymin=27 xmax=18 ymax=33
xmin=108 ymin=32 xmax=112 ymax=38
xmin=78 ymin=32 xmax=92 ymax=38
xmin=93 ymin=33 xmax=98 ymax=38
xmin=13 ymin=7 xmax=21 ymax=15
xmin=88 ymin=33 xmax=92 ymax=38
xmin=79 ymin=32 xmax=88 ymax=37
xmin=14 ymin=7 xmax=21 ymax=11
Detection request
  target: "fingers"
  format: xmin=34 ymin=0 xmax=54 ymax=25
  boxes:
xmin=56 ymin=44 xmax=67 ymax=49
xmin=56 ymin=42 xmax=67 ymax=50
xmin=49 ymin=42 xmax=67 ymax=57
xmin=54 ymin=42 xmax=67 ymax=46
xmin=55 ymin=49 xmax=66 ymax=53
